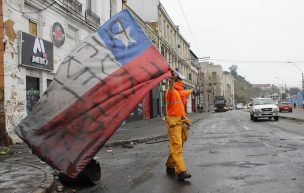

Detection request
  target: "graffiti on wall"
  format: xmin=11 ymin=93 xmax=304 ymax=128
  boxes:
xmin=6 ymin=113 xmax=26 ymax=142
xmin=5 ymin=100 xmax=25 ymax=114
xmin=26 ymin=88 xmax=40 ymax=113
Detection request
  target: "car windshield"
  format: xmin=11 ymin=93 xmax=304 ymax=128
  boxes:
xmin=215 ymin=99 xmax=225 ymax=105
xmin=253 ymin=98 xmax=274 ymax=105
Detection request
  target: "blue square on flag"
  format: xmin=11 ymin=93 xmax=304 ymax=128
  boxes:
xmin=98 ymin=10 xmax=152 ymax=65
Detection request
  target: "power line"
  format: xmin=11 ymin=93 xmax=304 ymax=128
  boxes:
xmin=209 ymin=58 xmax=304 ymax=64
xmin=176 ymin=0 xmax=202 ymax=56
xmin=166 ymin=57 xmax=304 ymax=65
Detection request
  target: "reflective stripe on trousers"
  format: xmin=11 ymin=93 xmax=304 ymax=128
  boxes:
xmin=166 ymin=116 xmax=187 ymax=175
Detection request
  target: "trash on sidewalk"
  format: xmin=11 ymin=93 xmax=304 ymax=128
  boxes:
xmin=58 ymin=159 xmax=101 ymax=186
xmin=145 ymin=136 xmax=168 ymax=144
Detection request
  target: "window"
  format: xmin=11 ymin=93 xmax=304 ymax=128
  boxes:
xmin=85 ymin=0 xmax=99 ymax=26
xmin=167 ymin=25 xmax=169 ymax=39
xmin=212 ymin=72 xmax=217 ymax=82
xmin=29 ymin=20 xmax=37 ymax=36
xmin=201 ymin=73 xmax=204 ymax=82
xmin=110 ymin=0 xmax=118 ymax=17
xmin=170 ymin=29 xmax=173 ymax=45
xmin=163 ymin=20 xmax=166 ymax=38
xmin=173 ymin=33 xmax=176 ymax=48
xmin=62 ymin=0 xmax=82 ymax=14
xmin=26 ymin=76 xmax=40 ymax=113
xmin=47 ymin=79 xmax=53 ymax=87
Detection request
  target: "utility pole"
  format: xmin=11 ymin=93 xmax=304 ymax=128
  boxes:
xmin=302 ymin=72 xmax=304 ymax=90
xmin=275 ymin=76 xmax=287 ymax=100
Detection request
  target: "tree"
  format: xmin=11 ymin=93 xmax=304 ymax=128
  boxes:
xmin=289 ymin=87 xmax=300 ymax=96
xmin=229 ymin=65 xmax=238 ymax=77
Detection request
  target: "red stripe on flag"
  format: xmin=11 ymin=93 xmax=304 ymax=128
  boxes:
xmin=30 ymin=46 xmax=171 ymax=177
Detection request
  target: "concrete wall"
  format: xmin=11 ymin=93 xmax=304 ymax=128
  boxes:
xmin=0 ymin=0 xmax=13 ymax=145
xmin=199 ymin=62 xmax=235 ymax=111
xmin=126 ymin=0 xmax=159 ymax=22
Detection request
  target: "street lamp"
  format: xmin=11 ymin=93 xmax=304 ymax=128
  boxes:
xmin=275 ymin=76 xmax=287 ymax=101
xmin=287 ymin=61 xmax=304 ymax=90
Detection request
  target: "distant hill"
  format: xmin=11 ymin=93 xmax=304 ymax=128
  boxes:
xmin=229 ymin=66 xmax=280 ymax=104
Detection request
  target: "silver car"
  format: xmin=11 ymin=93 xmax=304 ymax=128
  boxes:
xmin=250 ymin=98 xmax=279 ymax=121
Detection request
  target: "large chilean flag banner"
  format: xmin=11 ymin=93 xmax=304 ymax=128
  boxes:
xmin=15 ymin=9 xmax=171 ymax=177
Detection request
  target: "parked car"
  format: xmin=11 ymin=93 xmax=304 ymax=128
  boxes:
xmin=236 ymin=103 xmax=244 ymax=110
xmin=250 ymin=98 xmax=279 ymax=121
xmin=278 ymin=102 xmax=293 ymax=112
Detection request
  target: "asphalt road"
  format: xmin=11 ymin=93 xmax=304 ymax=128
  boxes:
xmin=55 ymin=110 xmax=304 ymax=193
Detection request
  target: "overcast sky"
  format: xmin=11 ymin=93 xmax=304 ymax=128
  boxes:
xmin=160 ymin=0 xmax=304 ymax=88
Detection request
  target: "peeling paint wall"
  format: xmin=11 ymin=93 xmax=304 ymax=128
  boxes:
xmin=0 ymin=0 xmax=14 ymax=146
xmin=3 ymin=17 xmax=26 ymax=143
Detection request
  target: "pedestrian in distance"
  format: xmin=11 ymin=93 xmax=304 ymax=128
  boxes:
xmin=165 ymin=70 xmax=192 ymax=181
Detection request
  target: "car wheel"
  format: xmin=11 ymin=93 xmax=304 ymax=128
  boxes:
xmin=274 ymin=116 xmax=279 ymax=121
xmin=290 ymin=109 xmax=293 ymax=112
xmin=253 ymin=117 xmax=257 ymax=122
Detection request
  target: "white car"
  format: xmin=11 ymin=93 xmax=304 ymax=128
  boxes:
xmin=250 ymin=98 xmax=279 ymax=121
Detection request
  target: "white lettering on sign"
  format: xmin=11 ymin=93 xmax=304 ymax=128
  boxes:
xmin=32 ymin=56 xmax=48 ymax=65
xmin=32 ymin=37 xmax=49 ymax=65
xmin=33 ymin=38 xmax=46 ymax=54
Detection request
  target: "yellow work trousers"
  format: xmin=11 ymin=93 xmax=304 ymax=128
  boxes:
xmin=166 ymin=116 xmax=187 ymax=175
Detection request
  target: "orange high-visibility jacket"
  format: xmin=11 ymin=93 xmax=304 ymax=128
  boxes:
xmin=166 ymin=88 xmax=186 ymax=117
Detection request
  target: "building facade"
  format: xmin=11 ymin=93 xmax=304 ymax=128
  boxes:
xmin=0 ymin=0 xmax=122 ymax=144
xmin=199 ymin=62 xmax=234 ymax=112
xmin=126 ymin=0 xmax=199 ymax=115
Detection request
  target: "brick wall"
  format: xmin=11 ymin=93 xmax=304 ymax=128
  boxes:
xmin=0 ymin=1 xmax=12 ymax=146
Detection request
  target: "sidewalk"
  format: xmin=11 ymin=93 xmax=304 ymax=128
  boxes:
xmin=0 ymin=113 xmax=206 ymax=193
xmin=106 ymin=112 xmax=205 ymax=146
xmin=279 ymin=109 xmax=304 ymax=122
xmin=0 ymin=144 xmax=54 ymax=193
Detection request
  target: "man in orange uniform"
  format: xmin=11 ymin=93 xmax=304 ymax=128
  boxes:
xmin=165 ymin=70 xmax=192 ymax=180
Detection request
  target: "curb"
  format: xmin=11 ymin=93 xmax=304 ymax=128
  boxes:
xmin=11 ymin=163 xmax=55 ymax=193
xmin=279 ymin=116 xmax=304 ymax=122
xmin=104 ymin=116 xmax=205 ymax=148
xmin=31 ymin=165 xmax=54 ymax=193
xmin=105 ymin=134 xmax=168 ymax=147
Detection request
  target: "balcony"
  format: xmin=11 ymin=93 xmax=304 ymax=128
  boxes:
xmin=85 ymin=9 xmax=100 ymax=27
xmin=61 ymin=0 xmax=82 ymax=14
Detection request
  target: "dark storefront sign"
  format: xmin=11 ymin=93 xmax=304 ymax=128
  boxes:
xmin=51 ymin=22 xmax=65 ymax=47
xmin=19 ymin=31 xmax=54 ymax=71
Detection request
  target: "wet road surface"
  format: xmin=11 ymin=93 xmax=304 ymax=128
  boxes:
xmin=56 ymin=110 xmax=304 ymax=193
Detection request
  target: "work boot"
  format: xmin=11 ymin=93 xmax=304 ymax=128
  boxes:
xmin=166 ymin=167 xmax=175 ymax=175
xmin=177 ymin=172 xmax=191 ymax=180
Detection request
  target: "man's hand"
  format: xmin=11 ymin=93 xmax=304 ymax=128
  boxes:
xmin=167 ymin=69 xmax=177 ymax=91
